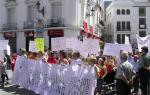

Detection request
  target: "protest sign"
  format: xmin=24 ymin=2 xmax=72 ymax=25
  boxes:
xmin=0 ymin=40 xmax=8 ymax=50
xmin=51 ymin=37 xmax=100 ymax=57
xmin=51 ymin=37 xmax=66 ymax=51
xmin=29 ymin=41 xmax=37 ymax=52
xmin=12 ymin=57 xmax=96 ymax=95
xmin=125 ymin=35 xmax=130 ymax=44
xmin=136 ymin=35 xmax=150 ymax=53
xmin=35 ymin=38 xmax=44 ymax=52
xmin=103 ymin=43 xmax=132 ymax=56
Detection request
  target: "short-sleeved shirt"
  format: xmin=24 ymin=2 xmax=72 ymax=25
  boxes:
xmin=116 ymin=61 xmax=135 ymax=80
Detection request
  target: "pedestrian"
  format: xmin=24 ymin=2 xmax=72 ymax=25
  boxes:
xmin=115 ymin=51 xmax=135 ymax=95
xmin=2 ymin=50 xmax=10 ymax=84
xmin=138 ymin=46 xmax=150 ymax=95
xmin=11 ymin=53 xmax=17 ymax=71
xmin=128 ymin=52 xmax=134 ymax=63
xmin=94 ymin=57 xmax=107 ymax=95
xmin=66 ymin=52 xmax=72 ymax=64
xmin=0 ymin=59 xmax=8 ymax=87
xmin=71 ymin=52 xmax=82 ymax=65
xmin=131 ymin=55 xmax=140 ymax=95
xmin=47 ymin=51 xmax=57 ymax=64
xmin=104 ymin=56 xmax=116 ymax=84
xmin=58 ymin=50 xmax=69 ymax=65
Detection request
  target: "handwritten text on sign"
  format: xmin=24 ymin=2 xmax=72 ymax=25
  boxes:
xmin=12 ymin=58 xmax=96 ymax=95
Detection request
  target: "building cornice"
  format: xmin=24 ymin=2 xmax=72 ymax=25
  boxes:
xmin=5 ymin=1 xmax=17 ymax=8
xmin=25 ymin=0 xmax=37 ymax=6
xmin=133 ymin=2 xmax=150 ymax=7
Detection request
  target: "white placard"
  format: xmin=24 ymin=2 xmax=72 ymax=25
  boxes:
xmin=103 ymin=43 xmax=132 ymax=56
xmin=29 ymin=41 xmax=37 ymax=52
xmin=0 ymin=40 xmax=8 ymax=50
xmin=136 ymin=34 xmax=150 ymax=53
xmin=51 ymin=37 xmax=66 ymax=51
xmin=125 ymin=35 xmax=130 ymax=44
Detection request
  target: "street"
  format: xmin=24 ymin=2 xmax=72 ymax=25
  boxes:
xmin=0 ymin=70 xmax=39 ymax=95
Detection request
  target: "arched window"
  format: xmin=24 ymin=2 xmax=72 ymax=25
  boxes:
xmin=122 ymin=9 xmax=125 ymax=15
xmin=117 ymin=9 xmax=120 ymax=15
xmin=126 ymin=9 xmax=130 ymax=15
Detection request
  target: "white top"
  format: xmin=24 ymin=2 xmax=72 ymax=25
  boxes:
xmin=71 ymin=59 xmax=83 ymax=65
xmin=131 ymin=61 xmax=139 ymax=73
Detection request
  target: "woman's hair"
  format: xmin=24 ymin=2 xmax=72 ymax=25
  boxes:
xmin=59 ymin=50 xmax=67 ymax=59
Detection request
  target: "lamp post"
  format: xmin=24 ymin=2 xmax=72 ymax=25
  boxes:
xmin=35 ymin=0 xmax=45 ymax=38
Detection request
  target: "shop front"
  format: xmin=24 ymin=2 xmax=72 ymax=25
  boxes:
xmin=48 ymin=29 xmax=64 ymax=50
xmin=4 ymin=32 xmax=17 ymax=53
xmin=24 ymin=31 xmax=35 ymax=51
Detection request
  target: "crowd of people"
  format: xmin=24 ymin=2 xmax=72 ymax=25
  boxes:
xmin=0 ymin=46 xmax=149 ymax=95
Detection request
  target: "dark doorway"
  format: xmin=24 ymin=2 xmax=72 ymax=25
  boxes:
xmin=26 ymin=37 xmax=35 ymax=51
xmin=5 ymin=37 xmax=17 ymax=53
xmin=4 ymin=32 xmax=17 ymax=53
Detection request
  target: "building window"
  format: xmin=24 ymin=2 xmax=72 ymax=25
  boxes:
xmin=117 ymin=21 xmax=121 ymax=31
xmin=122 ymin=9 xmax=125 ymax=15
xmin=122 ymin=34 xmax=125 ymax=44
xmin=139 ymin=31 xmax=146 ymax=37
xmin=139 ymin=18 xmax=146 ymax=29
xmin=139 ymin=7 xmax=146 ymax=16
xmin=127 ymin=21 xmax=131 ymax=31
xmin=117 ymin=34 xmax=121 ymax=44
xmin=122 ymin=21 xmax=125 ymax=31
xmin=117 ymin=34 xmax=130 ymax=44
xmin=117 ymin=9 xmax=120 ymax=15
xmin=126 ymin=9 xmax=130 ymax=15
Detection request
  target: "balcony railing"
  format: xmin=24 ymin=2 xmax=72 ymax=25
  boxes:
xmin=45 ymin=18 xmax=65 ymax=28
xmin=23 ymin=21 xmax=35 ymax=29
xmin=2 ymin=23 xmax=17 ymax=31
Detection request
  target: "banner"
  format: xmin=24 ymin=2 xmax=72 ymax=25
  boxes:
xmin=103 ymin=43 xmax=132 ymax=56
xmin=12 ymin=57 xmax=96 ymax=95
xmin=136 ymin=35 xmax=150 ymax=53
xmin=35 ymin=38 xmax=44 ymax=52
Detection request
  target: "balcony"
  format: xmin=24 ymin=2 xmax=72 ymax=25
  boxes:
xmin=23 ymin=21 xmax=35 ymax=29
xmin=45 ymin=18 xmax=65 ymax=28
xmin=2 ymin=23 xmax=17 ymax=31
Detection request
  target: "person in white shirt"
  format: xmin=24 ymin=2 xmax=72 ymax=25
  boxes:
xmin=71 ymin=52 xmax=82 ymax=65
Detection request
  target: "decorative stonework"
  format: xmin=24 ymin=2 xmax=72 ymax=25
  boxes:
xmin=5 ymin=0 xmax=17 ymax=8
